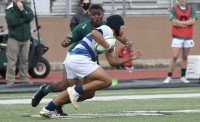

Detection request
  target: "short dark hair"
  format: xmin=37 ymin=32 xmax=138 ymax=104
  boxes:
xmin=89 ymin=4 xmax=104 ymax=13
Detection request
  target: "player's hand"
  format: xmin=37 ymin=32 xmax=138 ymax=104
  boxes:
xmin=17 ymin=1 xmax=24 ymax=11
xmin=61 ymin=39 xmax=72 ymax=48
xmin=129 ymin=50 xmax=142 ymax=60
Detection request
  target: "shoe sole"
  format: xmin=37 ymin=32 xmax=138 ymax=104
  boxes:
xmin=67 ymin=87 xmax=78 ymax=109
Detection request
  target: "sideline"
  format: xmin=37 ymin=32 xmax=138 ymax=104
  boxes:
xmin=1 ymin=93 xmax=200 ymax=104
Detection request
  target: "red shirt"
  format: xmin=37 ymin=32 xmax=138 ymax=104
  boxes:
xmin=172 ymin=5 xmax=193 ymax=38
xmin=119 ymin=46 xmax=133 ymax=67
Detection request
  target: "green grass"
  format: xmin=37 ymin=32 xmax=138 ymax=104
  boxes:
xmin=0 ymin=87 xmax=200 ymax=122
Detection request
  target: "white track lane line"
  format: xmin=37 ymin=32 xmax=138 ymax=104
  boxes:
xmin=1 ymin=93 xmax=200 ymax=104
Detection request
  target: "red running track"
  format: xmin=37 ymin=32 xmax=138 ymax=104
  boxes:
xmin=0 ymin=69 xmax=181 ymax=83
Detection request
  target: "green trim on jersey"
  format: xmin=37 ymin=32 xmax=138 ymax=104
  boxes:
xmin=169 ymin=4 xmax=197 ymax=20
xmin=67 ymin=20 xmax=106 ymax=51
xmin=173 ymin=36 xmax=192 ymax=40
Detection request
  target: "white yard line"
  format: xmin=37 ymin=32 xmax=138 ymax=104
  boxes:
xmin=0 ymin=93 xmax=200 ymax=104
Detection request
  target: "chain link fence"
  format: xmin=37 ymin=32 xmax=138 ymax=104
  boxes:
xmin=0 ymin=0 xmax=200 ymax=33
xmin=1 ymin=0 xmax=200 ymax=16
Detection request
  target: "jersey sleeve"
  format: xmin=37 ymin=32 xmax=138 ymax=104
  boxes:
xmin=66 ymin=25 xmax=82 ymax=42
xmin=169 ymin=7 xmax=177 ymax=20
xmin=97 ymin=25 xmax=113 ymax=37
xmin=191 ymin=7 xmax=197 ymax=19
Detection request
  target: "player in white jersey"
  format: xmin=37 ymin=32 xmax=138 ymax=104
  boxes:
xmin=39 ymin=15 xmax=142 ymax=118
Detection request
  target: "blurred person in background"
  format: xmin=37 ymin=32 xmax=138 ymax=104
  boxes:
xmin=70 ymin=0 xmax=91 ymax=31
xmin=163 ymin=0 xmax=197 ymax=84
xmin=5 ymin=0 xmax=34 ymax=85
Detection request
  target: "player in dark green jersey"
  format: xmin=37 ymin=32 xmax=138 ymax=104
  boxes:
xmin=32 ymin=4 xmax=133 ymax=116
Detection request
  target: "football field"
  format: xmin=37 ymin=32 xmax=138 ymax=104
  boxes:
xmin=0 ymin=87 xmax=200 ymax=122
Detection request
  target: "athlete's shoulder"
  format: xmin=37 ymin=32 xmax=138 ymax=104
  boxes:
xmin=98 ymin=25 xmax=110 ymax=29
xmin=97 ymin=25 xmax=113 ymax=36
xmin=75 ymin=20 xmax=91 ymax=30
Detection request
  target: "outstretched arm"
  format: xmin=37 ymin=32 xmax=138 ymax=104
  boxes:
xmin=105 ymin=49 xmax=142 ymax=67
xmin=116 ymin=35 xmax=133 ymax=51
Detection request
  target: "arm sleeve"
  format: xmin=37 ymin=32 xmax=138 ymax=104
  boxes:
xmin=66 ymin=27 xmax=82 ymax=42
xmin=21 ymin=6 xmax=34 ymax=23
xmin=94 ymin=28 xmax=103 ymax=35
xmin=97 ymin=25 xmax=113 ymax=36
xmin=169 ymin=7 xmax=177 ymax=20
xmin=191 ymin=7 xmax=197 ymax=19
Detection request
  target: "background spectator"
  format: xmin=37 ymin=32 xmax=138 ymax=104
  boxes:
xmin=5 ymin=0 xmax=34 ymax=85
xmin=70 ymin=0 xmax=91 ymax=31
xmin=163 ymin=0 xmax=197 ymax=84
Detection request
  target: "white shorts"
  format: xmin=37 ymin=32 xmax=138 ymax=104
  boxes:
xmin=171 ymin=38 xmax=195 ymax=48
xmin=63 ymin=53 xmax=99 ymax=79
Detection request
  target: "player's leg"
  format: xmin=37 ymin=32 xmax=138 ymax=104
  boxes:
xmin=180 ymin=47 xmax=191 ymax=83
xmin=163 ymin=38 xmax=182 ymax=83
xmin=31 ymin=65 xmax=68 ymax=107
xmin=39 ymin=74 xmax=95 ymax=117
xmin=180 ymin=39 xmax=195 ymax=83
xmin=168 ymin=47 xmax=182 ymax=73
xmin=67 ymin=67 xmax=112 ymax=109
xmin=40 ymin=71 xmax=106 ymax=117
xmin=39 ymin=58 xmax=97 ymax=117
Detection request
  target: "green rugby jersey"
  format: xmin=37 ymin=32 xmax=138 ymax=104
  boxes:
xmin=67 ymin=20 xmax=106 ymax=51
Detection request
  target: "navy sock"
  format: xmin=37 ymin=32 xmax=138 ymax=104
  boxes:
xmin=45 ymin=101 xmax=56 ymax=111
xmin=181 ymin=68 xmax=186 ymax=77
xmin=74 ymin=85 xmax=84 ymax=94
xmin=167 ymin=72 xmax=173 ymax=77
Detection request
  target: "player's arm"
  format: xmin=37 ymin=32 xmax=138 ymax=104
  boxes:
xmin=91 ymin=29 xmax=114 ymax=53
xmin=179 ymin=8 xmax=197 ymax=26
xmin=171 ymin=19 xmax=188 ymax=27
xmin=22 ymin=4 xmax=34 ymax=23
xmin=115 ymin=35 xmax=133 ymax=51
xmin=169 ymin=8 xmax=187 ymax=28
xmin=178 ymin=18 xmax=196 ymax=26
xmin=61 ymin=24 xmax=83 ymax=48
xmin=105 ymin=50 xmax=142 ymax=67
xmin=61 ymin=38 xmax=72 ymax=48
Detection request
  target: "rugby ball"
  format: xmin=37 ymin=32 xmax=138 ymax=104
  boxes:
xmin=95 ymin=35 xmax=116 ymax=54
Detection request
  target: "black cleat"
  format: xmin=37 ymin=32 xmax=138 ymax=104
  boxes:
xmin=55 ymin=106 xmax=68 ymax=116
xmin=31 ymin=84 xmax=48 ymax=107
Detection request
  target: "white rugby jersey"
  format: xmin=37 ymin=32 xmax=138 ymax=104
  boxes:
xmin=69 ymin=25 xmax=113 ymax=60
